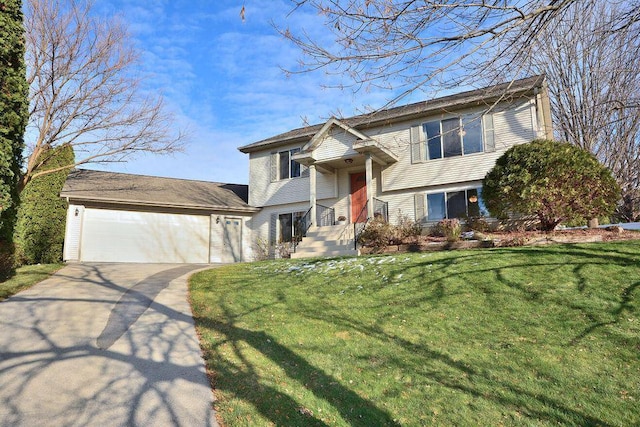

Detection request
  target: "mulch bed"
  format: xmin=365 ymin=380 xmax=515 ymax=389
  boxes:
xmin=360 ymin=227 xmax=640 ymax=254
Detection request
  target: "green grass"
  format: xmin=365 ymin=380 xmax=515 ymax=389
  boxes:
xmin=190 ymin=241 xmax=640 ymax=426
xmin=0 ymin=263 xmax=63 ymax=301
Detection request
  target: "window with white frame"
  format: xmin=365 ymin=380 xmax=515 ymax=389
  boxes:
xmin=278 ymin=211 xmax=306 ymax=242
xmin=424 ymin=188 xmax=488 ymax=221
xmin=278 ymin=148 xmax=302 ymax=180
xmin=424 ymin=115 xmax=485 ymax=160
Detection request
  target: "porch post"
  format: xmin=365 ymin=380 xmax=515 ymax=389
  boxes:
xmin=365 ymin=153 xmax=374 ymax=219
xmin=309 ymin=164 xmax=317 ymax=228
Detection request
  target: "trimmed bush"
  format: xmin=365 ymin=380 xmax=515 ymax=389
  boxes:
xmin=14 ymin=145 xmax=74 ymax=265
xmin=482 ymin=139 xmax=620 ymax=231
xmin=0 ymin=0 xmax=29 ymax=277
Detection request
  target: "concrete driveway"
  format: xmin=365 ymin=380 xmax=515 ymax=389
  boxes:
xmin=0 ymin=263 xmax=219 ymax=427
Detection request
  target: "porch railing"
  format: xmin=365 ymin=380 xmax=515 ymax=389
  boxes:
xmin=353 ymin=200 xmax=370 ymax=250
xmin=353 ymin=198 xmax=389 ymax=250
xmin=292 ymin=204 xmax=335 ymax=253
xmin=373 ymin=197 xmax=389 ymax=222
xmin=317 ymin=204 xmax=335 ymax=227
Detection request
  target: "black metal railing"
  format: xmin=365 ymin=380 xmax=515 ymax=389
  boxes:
xmin=292 ymin=207 xmax=313 ymax=254
xmin=292 ymin=204 xmax=336 ymax=253
xmin=299 ymin=207 xmax=313 ymax=237
xmin=353 ymin=200 xmax=370 ymax=250
xmin=373 ymin=197 xmax=389 ymax=222
xmin=317 ymin=204 xmax=335 ymax=227
xmin=353 ymin=198 xmax=389 ymax=250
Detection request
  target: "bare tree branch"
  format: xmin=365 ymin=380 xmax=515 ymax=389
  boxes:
xmin=279 ymin=1 xmax=639 ymax=101
xmin=518 ymin=0 xmax=640 ymax=220
xmin=22 ymin=0 xmax=186 ymax=190
xmin=280 ymin=0 xmax=640 ymax=220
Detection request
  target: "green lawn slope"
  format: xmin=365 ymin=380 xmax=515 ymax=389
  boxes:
xmin=190 ymin=241 xmax=640 ymax=426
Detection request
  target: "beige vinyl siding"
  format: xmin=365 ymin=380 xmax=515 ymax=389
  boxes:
xmin=314 ymin=131 xmax=359 ymax=162
xmin=209 ymin=214 xmax=253 ymax=263
xmin=246 ymin=97 xmax=539 ymax=231
xmin=249 ymin=146 xmax=336 ymax=207
xmin=249 ymin=202 xmax=313 ymax=254
xmin=377 ymin=191 xmax=418 ymax=224
xmin=379 ymin=180 xmax=485 ymax=225
xmin=381 ymin=100 xmax=536 ymax=192
xmin=63 ymin=204 xmax=84 ymax=261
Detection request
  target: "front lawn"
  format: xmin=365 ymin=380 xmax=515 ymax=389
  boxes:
xmin=190 ymin=241 xmax=640 ymax=426
xmin=0 ymin=263 xmax=63 ymax=301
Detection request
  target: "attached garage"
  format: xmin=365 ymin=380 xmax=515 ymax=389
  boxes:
xmin=61 ymin=170 xmax=259 ymax=264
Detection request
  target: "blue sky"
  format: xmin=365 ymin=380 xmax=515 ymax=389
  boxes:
xmin=89 ymin=0 xmax=399 ymax=185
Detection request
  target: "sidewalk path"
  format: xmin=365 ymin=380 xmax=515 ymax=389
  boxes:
xmin=0 ymin=263 xmax=219 ymax=427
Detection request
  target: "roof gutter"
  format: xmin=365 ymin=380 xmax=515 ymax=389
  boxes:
xmin=60 ymin=194 xmax=261 ymax=214
xmin=238 ymin=76 xmax=546 ymax=154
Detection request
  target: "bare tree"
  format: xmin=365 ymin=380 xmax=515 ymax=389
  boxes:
xmin=281 ymin=1 xmax=640 ymax=103
xmin=496 ymin=0 xmax=640 ymax=221
xmin=282 ymin=0 xmax=640 ymax=220
xmin=22 ymin=0 xmax=185 ymax=189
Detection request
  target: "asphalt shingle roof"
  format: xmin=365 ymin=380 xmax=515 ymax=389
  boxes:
xmin=238 ymin=75 xmax=546 ymax=153
xmin=60 ymin=169 xmax=255 ymax=212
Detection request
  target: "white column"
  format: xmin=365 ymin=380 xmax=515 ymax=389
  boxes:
xmin=310 ymin=164 xmax=317 ymax=228
xmin=365 ymin=153 xmax=374 ymax=219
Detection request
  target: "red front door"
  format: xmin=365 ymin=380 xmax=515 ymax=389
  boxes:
xmin=350 ymin=172 xmax=367 ymax=223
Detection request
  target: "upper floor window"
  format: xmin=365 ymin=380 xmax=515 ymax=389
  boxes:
xmin=271 ymin=148 xmax=305 ymax=181
xmin=424 ymin=115 xmax=483 ymax=160
xmin=279 ymin=148 xmax=301 ymax=179
xmin=411 ymin=113 xmax=494 ymax=164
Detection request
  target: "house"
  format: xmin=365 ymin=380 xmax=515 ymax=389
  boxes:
xmin=238 ymin=75 xmax=553 ymax=258
xmin=61 ymin=169 xmax=258 ymax=263
xmin=61 ymin=75 xmax=552 ymax=262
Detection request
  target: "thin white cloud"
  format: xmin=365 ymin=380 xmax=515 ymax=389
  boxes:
xmin=89 ymin=0 xmax=418 ymax=183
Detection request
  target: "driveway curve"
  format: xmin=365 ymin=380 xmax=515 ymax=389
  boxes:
xmin=0 ymin=263 xmax=219 ymax=427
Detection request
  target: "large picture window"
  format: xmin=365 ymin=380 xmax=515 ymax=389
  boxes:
xmin=424 ymin=115 xmax=484 ymax=160
xmin=426 ymin=188 xmax=488 ymax=221
xmin=278 ymin=148 xmax=302 ymax=180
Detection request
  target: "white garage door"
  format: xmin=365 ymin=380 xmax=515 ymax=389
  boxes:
xmin=80 ymin=208 xmax=210 ymax=263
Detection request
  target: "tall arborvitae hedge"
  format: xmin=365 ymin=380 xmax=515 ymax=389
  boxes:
xmin=0 ymin=0 xmax=28 ymax=276
xmin=14 ymin=145 xmax=74 ymax=265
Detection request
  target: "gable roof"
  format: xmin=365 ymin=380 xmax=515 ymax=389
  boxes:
xmin=238 ymin=75 xmax=546 ymax=153
xmin=60 ymin=169 xmax=258 ymax=213
xmin=302 ymin=117 xmax=372 ymax=153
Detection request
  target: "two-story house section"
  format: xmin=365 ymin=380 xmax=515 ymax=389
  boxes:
xmin=238 ymin=75 xmax=553 ymax=256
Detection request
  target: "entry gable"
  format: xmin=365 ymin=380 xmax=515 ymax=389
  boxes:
xmin=298 ymin=117 xmax=368 ymax=164
xmin=294 ymin=117 xmax=397 ymax=168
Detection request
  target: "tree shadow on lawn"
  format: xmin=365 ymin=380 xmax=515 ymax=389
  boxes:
xmin=293 ymin=303 xmax=619 ymax=426
xmin=387 ymin=243 xmax=639 ymax=312
xmin=197 ymin=243 xmax=639 ymax=425
xmin=197 ymin=302 xmax=400 ymax=427
xmin=287 ymin=243 xmax=640 ymax=424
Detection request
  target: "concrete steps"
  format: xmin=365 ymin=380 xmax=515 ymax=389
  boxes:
xmin=290 ymin=224 xmax=359 ymax=259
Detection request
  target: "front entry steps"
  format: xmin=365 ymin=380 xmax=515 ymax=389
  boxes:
xmin=291 ymin=224 xmax=359 ymax=259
